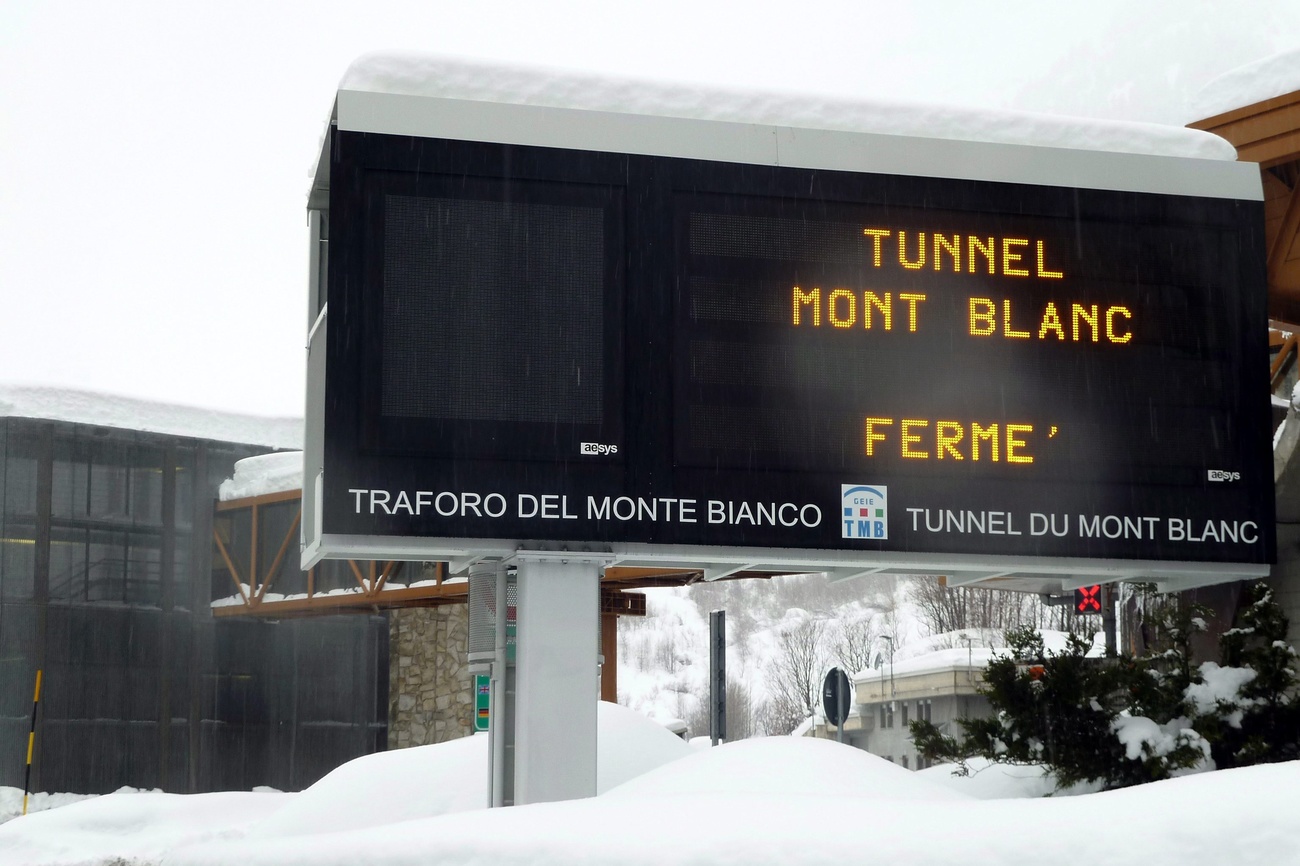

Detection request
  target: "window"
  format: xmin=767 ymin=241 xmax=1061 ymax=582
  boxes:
xmin=901 ymin=755 xmax=909 ymax=769
xmin=920 ymin=699 xmax=932 ymax=722
xmin=902 ymin=702 xmax=909 ymax=725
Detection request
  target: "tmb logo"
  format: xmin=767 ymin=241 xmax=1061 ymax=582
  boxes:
xmin=842 ymin=485 xmax=887 ymax=539
xmin=1207 ymin=470 xmax=1241 ymax=482
xmin=580 ymin=442 xmax=618 ymax=456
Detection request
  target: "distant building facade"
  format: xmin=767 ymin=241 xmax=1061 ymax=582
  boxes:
xmin=807 ymin=651 xmax=992 ymax=770
xmin=0 ymin=390 xmax=387 ymax=794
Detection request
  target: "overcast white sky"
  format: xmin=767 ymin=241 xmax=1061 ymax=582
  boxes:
xmin=2 ymin=1 xmax=1298 ymax=418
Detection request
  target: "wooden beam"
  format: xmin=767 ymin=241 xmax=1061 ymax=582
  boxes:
xmin=372 ymin=561 xmax=397 ymax=596
xmin=347 ymin=560 xmax=369 ymax=593
xmin=255 ymin=509 xmax=301 ymax=603
xmin=1271 ymin=333 xmax=1298 ymax=388
xmin=600 ymin=590 xmax=647 ymax=617
xmin=249 ymin=502 xmax=259 ymax=600
xmin=212 ymin=528 xmax=250 ymax=605
xmin=215 ymin=488 xmax=302 ymax=512
xmin=601 ymin=612 xmax=618 ymax=702
xmin=212 ymin=581 xmax=470 ymax=617
xmin=1190 ymin=89 xmax=1300 ymax=168
xmin=1269 ymin=175 xmax=1300 ymax=277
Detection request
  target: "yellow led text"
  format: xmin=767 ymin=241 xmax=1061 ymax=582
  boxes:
xmin=864 ymin=417 xmax=1039 ymax=464
xmin=792 ymin=288 xmax=927 ymax=331
xmin=968 ymin=298 xmax=1132 ymax=344
xmin=862 ymin=229 xmax=1064 ymax=280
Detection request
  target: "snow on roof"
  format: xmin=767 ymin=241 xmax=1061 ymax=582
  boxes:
xmin=336 ymin=52 xmax=1237 ymax=163
xmin=854 ymin=629 xmax=1103 ymax=683
xmin=0 ymin=385 xmax=302 ymax=450
xmin=1193 ymin=46 xmax=1300 ymax=121
xmin=856 ymin=646 xmax=999 ymax=684
xmin=218 ymin=452 xmax=304 ymax=501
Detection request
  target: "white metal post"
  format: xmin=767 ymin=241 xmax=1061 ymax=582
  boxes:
xmin=512 ymin=553 xmax=604 ymax=805
xmin=490 ymin=563 xmax=509 ymax=807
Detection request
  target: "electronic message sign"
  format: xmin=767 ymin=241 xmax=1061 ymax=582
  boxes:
xmin=304 ymin=91 xmax=1273 ymax=587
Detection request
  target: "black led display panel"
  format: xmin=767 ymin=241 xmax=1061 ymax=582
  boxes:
xmin=323 ymin=130 xmax=1273 ymax=566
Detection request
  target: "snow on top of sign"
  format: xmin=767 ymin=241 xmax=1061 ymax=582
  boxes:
xmin=219 ymin=452 xmax=304 ymax=501
xmin=0 ymin=385 xmax=302 ymax=450
xmin=1192 ymin=46 xmax=1300 ymax=120
xmin=337 ymin=52 xmax=1237 ymax=163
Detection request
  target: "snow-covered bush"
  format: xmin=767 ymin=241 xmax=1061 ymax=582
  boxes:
xmin=911 ymin=582 xmax=1300 ymax=791
xmin=911 ymin=625 xmax=1209 ymax=790
xmin=1192 ymin=582 xmax=1300 ymax=768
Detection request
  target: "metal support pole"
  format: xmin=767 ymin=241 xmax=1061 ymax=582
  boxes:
xmin=1102 ymin=583 xmax=1118 ymax=656
xmin=709 ymin=610 xmax=726 ymax=746
xmin=837 ymin=680 xmax=845 ymax=745
xmin=490 ymin=563 xmax=508 ymax=808
xmin=22 ymin=669 xmax=42 ymax=816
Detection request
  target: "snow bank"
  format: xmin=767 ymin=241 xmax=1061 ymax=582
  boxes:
xmin=0 ymin=385 xmax=302 ymax=449
xmin=0 ymin=787 xmax=98 ymax=826
xmin=177 ymin=759 xmax=1300 ymax=866
xmin=604 ymin=736 xmax=967 ymax=802
xmin=7 ymin=743 xmax=1300 ymax=866
xmin=1193 ymin=47 xmax=1300 ymax=120
xmin=253 ymin=701 xmax=689 ymax=838
xmin=0 ymin=703 xmax=689 ymax=864
xmin=218 ymin=451 xmax=304 ymax=501
xmin=338 ymin=52 xmax=1237 ymax=162
xmin=0 ymin=789 xmax=291 ymax=866
xmin=918 ymin=758 xmax=1102 ymax=799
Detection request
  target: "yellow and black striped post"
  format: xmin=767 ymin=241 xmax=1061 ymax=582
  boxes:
xmin=22 ymin=669 xmax=42 ymax=817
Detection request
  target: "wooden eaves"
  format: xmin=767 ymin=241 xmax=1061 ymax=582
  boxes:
xmin=1191 ymin=88 xmax=1300 ymax=323
xmin=210 ymin=489 xmax=770 ymax=619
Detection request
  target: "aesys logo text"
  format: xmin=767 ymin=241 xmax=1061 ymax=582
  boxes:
xmin=580 ymin=442 xmax=618 ymax=456
xmin=842 ymin=485 xmax=887 ymax=539
xmin=1207 ymin=470 xmax=1240 ymax=482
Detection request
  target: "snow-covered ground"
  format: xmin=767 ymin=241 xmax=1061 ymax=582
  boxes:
xmin=2 ymin=726 xmax=1296 ymax=866
xmin=4 ymin=600 xmax=1295 ymax=866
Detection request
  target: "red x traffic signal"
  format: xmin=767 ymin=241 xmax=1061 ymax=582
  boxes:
xmin=1075 ymin=584 xmax=1103 ymax=613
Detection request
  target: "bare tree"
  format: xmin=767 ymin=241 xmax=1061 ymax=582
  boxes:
xmin=833 ymin=615 xmax=878 ymax=674
xmin=684 ymin=679 xmax=759 ymax=741
xmin=725 ymin=680 xmax=757 ymax=740
xmin=764 ymin=618 xmax=827 ymax=734
xmin=909 ymin=576 xmax=1089 ymax=636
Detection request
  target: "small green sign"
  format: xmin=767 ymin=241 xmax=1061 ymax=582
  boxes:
xmin=474 ymin=674 xmax=491 ymax=732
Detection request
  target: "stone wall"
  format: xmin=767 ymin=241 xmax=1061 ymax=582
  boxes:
xmin=389 ymin=605 xmax=473 ymax=748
